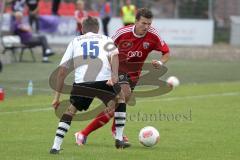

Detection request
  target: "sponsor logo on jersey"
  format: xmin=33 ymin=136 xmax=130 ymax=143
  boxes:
xmin=119 ymin=41 xmax=133 ymax=50
xmin=128 ymin=51 xmax=143 ymax=57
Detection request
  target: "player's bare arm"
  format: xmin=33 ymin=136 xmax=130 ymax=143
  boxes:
xmin=152 ymin=52 xmax=170 ymax=69
xmin=52 ymin=66 xmax=68 ymax=108
xmin=107 ymin=50 xmax=119 ymax=86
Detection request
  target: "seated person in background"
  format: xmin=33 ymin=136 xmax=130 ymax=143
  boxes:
xmin=13 ymin=11 xmax=54 ymax=63
xmin=10 ymin=0 xmax=26 ymax=31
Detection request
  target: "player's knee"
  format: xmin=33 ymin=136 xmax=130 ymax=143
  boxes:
xmin=116 ymin=84 xmax=131 ymax=103
xmin=121 ymin=84 xmax=131 ymax=96
xmin=123 ymin=88 xmax=131 ymax=99
xmin=117 ymin=90 xmax=126 ymax=103
xmin=65 ymin=105 xmax=77 ymax=116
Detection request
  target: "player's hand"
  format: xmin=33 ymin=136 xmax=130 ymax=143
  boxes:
xmin=106 ymin=75 xmax=118 ymax=86
xmin=152 ymin=60 xmax=163 ymax=69
xmin=52 ymin=99 xmax=60 ymax=109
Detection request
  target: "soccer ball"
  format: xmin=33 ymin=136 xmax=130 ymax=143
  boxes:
xmin=139 ymin=126 xmax=160 ymax=147
xmin=166 ymin=76 xmax=180 ymax=87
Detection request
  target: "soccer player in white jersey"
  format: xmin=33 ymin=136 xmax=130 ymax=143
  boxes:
xmin=49 ymin=16 xmax=129 ymax=154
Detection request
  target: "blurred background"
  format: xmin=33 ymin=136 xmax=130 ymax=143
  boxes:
xmin=0 ymin=2 xmax=239 ymax=159
xmin=0 ymin=0 xmax=239 ymax=93
xmin=1 ymin=0 xmax=240 ymax=44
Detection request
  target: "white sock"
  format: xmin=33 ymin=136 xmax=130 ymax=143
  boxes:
xmin=115 ymin=127 xmax=124 ymax=141
xmin=52 ymin=122 xmax=70 ymax=150
xmin=114 ymin=111 xmax=126 ymax=141
xmin=52 ymin=137 xmax=63 ymax=150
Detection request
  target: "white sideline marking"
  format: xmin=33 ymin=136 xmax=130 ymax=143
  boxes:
xmin=0 ymin=108 xmax=52 ymax=115
xmin=0 ymin=92 xmax=239 ymax=115
xmin=138 ymin=91 xmax=240 ymax=102
xmin=11 ymin=87 xmax=52 ymax=92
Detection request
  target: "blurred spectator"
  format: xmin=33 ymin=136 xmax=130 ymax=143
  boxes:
xmin=11 ymin=0 xmax=25 ymax=13
xmin=52 ymin=0 xmax=61 ymax=16
xmin=10 ymin=0 xmax=26 ymax=32
xmin=121 ymin=0 xmax=136 ymax=26
xmin=13 ymin=12 xmax=54 ymax=63
xmin=26 ymin=0 xmax=39 ymax=33
xmin=74 ymin=0 xmax=88 ymax=35
xmin=99 ymin=0 xmax=111 ymax=36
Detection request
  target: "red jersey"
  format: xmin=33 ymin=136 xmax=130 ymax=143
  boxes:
xmin=112 ymin=25 xmax=169 ymax=82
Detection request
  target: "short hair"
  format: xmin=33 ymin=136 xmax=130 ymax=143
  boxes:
xmin=82 ymin=16 xmax=99 ymax=34
xmin=136 ymin=8 xmax=153 ymax=21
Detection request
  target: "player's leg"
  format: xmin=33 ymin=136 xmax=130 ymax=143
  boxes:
xmin=111 ymin=93 xmax=135 ymax=135
xmin=74 ymin=81 xmax=117 ymax=145
xmin=75 ymin=109 xmax=114 ymax=146
xmin=77 ymin=104 xmax=129 ymax=143
xmin=80 ymin=109 xmax=114 ymax=137
xmin=112 ymin=73 xmax=135 ymax=139
xmin=50 ymin=104 xmax=77 ymax=154
xmin=75 ymin=74 xmax=132 ymax=143
xmin=112 ymin=83 xmax=132 ymax=133
xmin=73 ymin=81 xmax=116 ymax=146
xmin=50 ymin=83 xmax=94 ymax=153
xmin=114 ymin=84 xmax=131 ymax=149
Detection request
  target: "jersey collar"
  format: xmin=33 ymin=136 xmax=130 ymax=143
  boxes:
xmin=132 ymin=25 xmax=147 ymax=38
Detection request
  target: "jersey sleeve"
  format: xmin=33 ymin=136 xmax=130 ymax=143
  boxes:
xmin=155 ymin=38 xmax=169 ymax=54
xmin=106 ymin=38 xmax=119 ymax=57
xmin=111 ymin=29 xmax=121 ymax=45
xmin=112 ymin=26 xmax=132 ymax=47
xmin=151 ymin=28 xmax=170 ymax=54
xmin=59 ymin=40 xmax=74 ymax=68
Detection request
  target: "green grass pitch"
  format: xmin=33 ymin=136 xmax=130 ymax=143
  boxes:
xmin=0 ymin=54 xmax=240 ymax=160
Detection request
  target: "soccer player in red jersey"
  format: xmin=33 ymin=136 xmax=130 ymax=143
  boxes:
xmin=74 ymin=8 xmax=170 ymax=148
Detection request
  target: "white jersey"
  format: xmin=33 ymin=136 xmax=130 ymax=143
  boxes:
xmin=60 ymin=32 xmax=118 ymax=83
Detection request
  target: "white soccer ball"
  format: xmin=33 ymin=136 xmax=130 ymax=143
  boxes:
xmin=166 ymin=76 xmax=180 ymax=87
xmin=139 ymin=126 xmax=160 ymax=147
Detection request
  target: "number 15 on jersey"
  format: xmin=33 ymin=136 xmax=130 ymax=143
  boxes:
xmin=81 ymin=41 xmax=99 ymax=59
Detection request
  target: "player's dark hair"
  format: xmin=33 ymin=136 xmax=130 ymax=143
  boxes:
xmin=82 ymin=16 xmax=99 ymax=34
xmin=136 ymin=8 xmax=153 ymax=21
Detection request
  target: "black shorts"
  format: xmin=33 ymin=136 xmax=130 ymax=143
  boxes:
xmin=118 ymin=73 xmax=137 ymax=91
xmin=70 ymin=81 xmax=120 ymax=111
